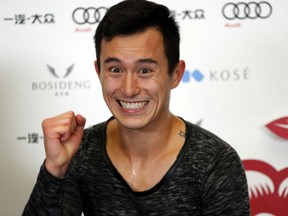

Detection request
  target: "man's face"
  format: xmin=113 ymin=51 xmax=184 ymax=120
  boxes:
xmin=96 ymin=27 xmax=183 ymax=130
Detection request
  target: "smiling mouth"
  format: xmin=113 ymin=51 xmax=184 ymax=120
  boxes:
xmin=118 ymin=100 xmax=148 ymax=109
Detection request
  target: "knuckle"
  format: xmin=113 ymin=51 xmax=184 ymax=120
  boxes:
xmin=41 ymin=118 xmax=51 ymax=130
xmin=66 ymin=111 xmax=75 ymax=118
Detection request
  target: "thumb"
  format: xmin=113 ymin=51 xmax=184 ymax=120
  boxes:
xmin=62 ymin=114 xmax=86 ymax=157
xmin=75 ymin=114 xmax=86 ymax=128
xmin=73 ymin=114 xmax=86 ymax=138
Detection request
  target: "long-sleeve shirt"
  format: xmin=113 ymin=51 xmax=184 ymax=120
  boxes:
xmin=23 ymin=118 xmax=250 ymax=215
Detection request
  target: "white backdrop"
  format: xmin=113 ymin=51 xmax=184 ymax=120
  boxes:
xmin=1 ymin=0 xmax=287 ymax=215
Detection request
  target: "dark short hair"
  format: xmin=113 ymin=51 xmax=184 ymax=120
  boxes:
xmin=94 ymin=0 xmax=180 ymax=75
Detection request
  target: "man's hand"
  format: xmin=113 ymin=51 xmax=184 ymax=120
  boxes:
xmin=42 ymin=111 xmax=86 ymax=178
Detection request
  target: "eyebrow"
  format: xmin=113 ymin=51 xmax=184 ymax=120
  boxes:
xmin=103 ymin=57 xmax=120 ymax=64
xmin=136 ymin=58 xmax=158 ymax=65
xmin=103 ymin=57 xmax=158 ymax=65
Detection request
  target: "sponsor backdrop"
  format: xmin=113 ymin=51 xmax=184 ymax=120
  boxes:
xmin=0 ymin=0 xmax=287 ymax=215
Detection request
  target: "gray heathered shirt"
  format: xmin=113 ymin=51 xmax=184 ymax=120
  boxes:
xmin=23 ymin=117 xmax=250 ymax=215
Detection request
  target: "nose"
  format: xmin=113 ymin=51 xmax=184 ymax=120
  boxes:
xmin=121 ymin=73 xmax=140 ymax=97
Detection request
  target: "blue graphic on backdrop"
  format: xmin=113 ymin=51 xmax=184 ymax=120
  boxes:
xmin=182 ymin=70 xmax=204 ymax=82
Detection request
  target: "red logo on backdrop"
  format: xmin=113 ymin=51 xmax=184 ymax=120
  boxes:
xmin=243 ymin=160 xmax=288 ymax=215
xmin=265 ymin=117 xmax=288 ymax=139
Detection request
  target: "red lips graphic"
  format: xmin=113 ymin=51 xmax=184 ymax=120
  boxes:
xmin=243 ymin=160 xmax=288 ymax=215
xmin=265 ymin=117 xmax=288 ymax=139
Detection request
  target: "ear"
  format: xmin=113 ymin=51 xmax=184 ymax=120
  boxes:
xmin=94 ymin=60 xmax=100 ymax=78
xmin=171 ymin=60 xmax=185 ymax=89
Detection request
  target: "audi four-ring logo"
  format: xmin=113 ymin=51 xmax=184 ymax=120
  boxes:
xmin=72 ymin=7 xmax=108 ymax=24
xmin=222 ymin=2 xmax=272 ymax=20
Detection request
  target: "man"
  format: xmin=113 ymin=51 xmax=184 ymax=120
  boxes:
xmin=23 ymin=0 xmax=250 ymax=215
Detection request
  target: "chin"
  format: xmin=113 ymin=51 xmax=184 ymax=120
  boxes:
xmin=116 ymin=116 xmax=150 ymax=130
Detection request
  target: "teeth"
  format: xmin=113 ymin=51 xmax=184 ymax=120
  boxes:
xmin=120 ymin=101 xmax=147 ymax=109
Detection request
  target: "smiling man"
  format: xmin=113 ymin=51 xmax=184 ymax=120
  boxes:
xmin=23 ymin=0 xmax=250 ymax=215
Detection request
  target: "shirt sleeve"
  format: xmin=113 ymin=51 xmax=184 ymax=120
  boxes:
xmin=22 ymin=162 xmax=83 ymax=216
xmin=201 ymin=146 xmax=250 ymax=216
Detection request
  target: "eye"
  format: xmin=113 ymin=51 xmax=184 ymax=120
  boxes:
xmin=139 ymin=67 xmax=151 ymax=74
xmin=110 ymin=67 xmax=121 ymax=73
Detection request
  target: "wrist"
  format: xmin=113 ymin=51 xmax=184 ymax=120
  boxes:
xmin=44 ymin=159 xmax=69 ymax=178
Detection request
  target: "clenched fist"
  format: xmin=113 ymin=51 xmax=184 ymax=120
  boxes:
xmin=42 ymin=111 xmax=86 ymax=178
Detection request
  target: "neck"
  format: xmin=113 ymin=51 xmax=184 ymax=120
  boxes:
xmin=122 ymin=114 xmax=175 ymax=157
xmin=107 ymin=113 xmax=181 ymax=161
xmin=106 ymin=114 xmax=186 ymax=191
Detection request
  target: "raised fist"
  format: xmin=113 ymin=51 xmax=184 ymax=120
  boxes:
xmin=42 ymin=111 xmax=86 ymax=178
